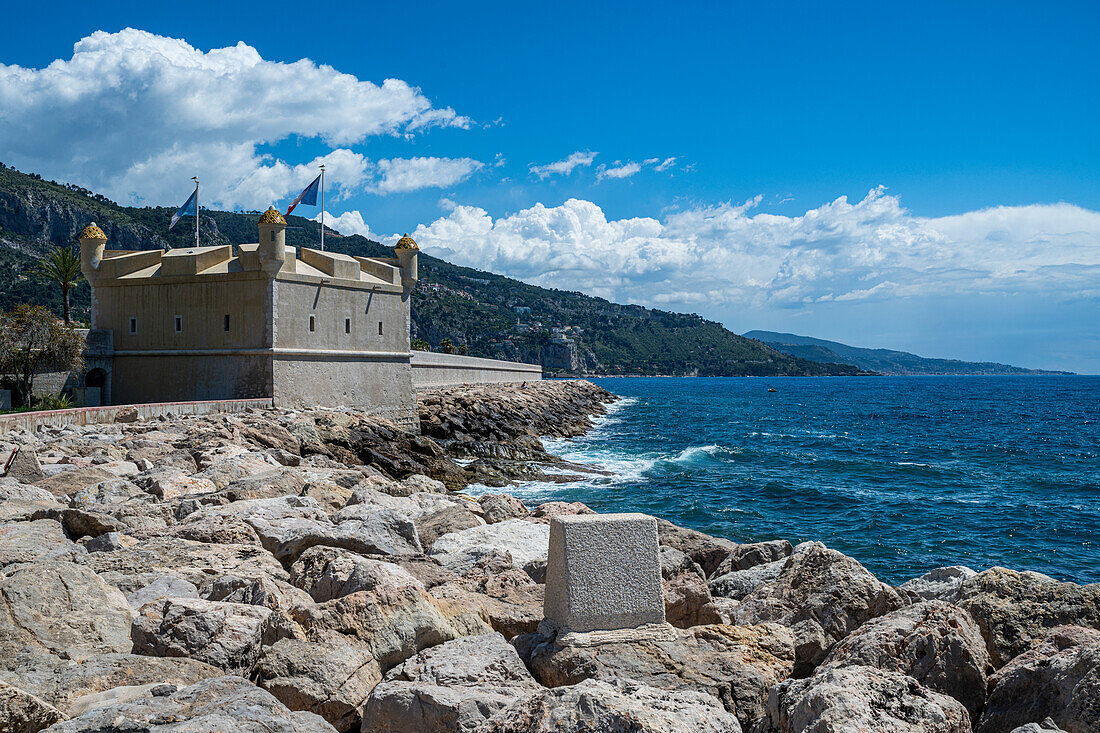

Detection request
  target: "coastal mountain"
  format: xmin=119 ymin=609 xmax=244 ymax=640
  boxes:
xmin=0 ymin=162 xmax=863 ymax=377
xmin=744 ymin=330 xmax=1071 ymax=375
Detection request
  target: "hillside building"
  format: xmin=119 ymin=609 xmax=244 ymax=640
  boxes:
xmin=76 ymin=210 xmax=422 ymax=428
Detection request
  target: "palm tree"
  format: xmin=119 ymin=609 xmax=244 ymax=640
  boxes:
xmin=32 ymin=246 xmax=84 ymax=323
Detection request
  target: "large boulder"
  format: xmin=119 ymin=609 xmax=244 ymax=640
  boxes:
xmin=41 ymin=675 xmax=336 ymax=732
xmin=273 ymin=512 xmax=422 ymax=563
xmin=291 ymin=546 xmax=425 ymax=603
xmin=477 ymin=677 xmax=743 ymax=733
xmin=656 ymin=519 xmax=738 ymax=577
xmin=716 ymin=540 xmax=793 ymax=575
xmin=664 ymin=570 xmax=725 ymax=628
xmin=428 ymin=552 xmax=544 ymax=638
xmin=0 ymin=519 xmax=82 ymax=567
xmin=0 ymin=561 xmax=132 ymax=656
xmin=758 ymin=665 xmax=972 ymax=733
xmin=256 ymin=639 xmax=381 ymax=732
xmin=415 ymin=505 xmax=485 ymax=549
xmin=478 ymin=494 xmax=529 ymax=524
xmin=977 ymin=625 xmax=1100 ymax=733
xmin=956 ymin=567 xmax=1100 ymax=667
xmin=820 ymin=600 xmax=991 ymax=721
xmin=0 ymin=680 xmax=67 ymax=731
xmin=429 ymin=520 xmax=549 ymax=577
xmin=520 ymin=623 xmax=793 ymax=730
xmin=732 ymin=542 xmax=909 ymax=675
xmin=131 ymin=597 xmax=273 ymax=675
xmin=709 ymin=560 xmax=785 ymax=602
xmin=361 ymin=632 xmax=541 ymax=733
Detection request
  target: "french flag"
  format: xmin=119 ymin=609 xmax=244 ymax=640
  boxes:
xmin=285 ymin=174 xmax=321 ymax=217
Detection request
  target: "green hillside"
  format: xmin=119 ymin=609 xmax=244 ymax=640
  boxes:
xmin=0 ymin=162 xmax=865 ymax=376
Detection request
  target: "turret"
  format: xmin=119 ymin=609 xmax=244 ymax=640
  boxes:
xmin=394 ymin=233 xmax=419 ymax=295
xmin=78 ymin=222 xmax=108 ymax=282
xmin=258 ymin=207 xmax=287 ymax=276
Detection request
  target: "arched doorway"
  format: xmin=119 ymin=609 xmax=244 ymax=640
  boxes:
xmin=84 ymin=368 xmax=107 ymax=407
xmin=85 ymin=369 xmax=107 ymax=389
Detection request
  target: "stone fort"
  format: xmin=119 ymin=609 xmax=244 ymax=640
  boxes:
xmin=72 ymin=210 xmax=539 ymax=429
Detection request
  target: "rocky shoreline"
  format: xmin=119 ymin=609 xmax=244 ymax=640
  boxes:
xmin=0 ymin=380 xmax=1096 ymax=732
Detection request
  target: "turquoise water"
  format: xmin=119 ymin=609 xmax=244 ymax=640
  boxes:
xmin=474 ymin=376 xmax=1100 ymax=585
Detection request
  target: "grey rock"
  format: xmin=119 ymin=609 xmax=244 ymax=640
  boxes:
xmin=478 ymin=494 xmax=529 ymax=524
xmin=717 ymin=540 xmax=793 ymax=574
xmin=273 ymin=511 xmax=422 ymax=563
xmin=477 ymin=677 xmax=743 ymax=733
xmin=415 ymin=504 xmax=485 ymax=549
xmin=127 ymin=575 xmax=201 ymax=610
xmin=660 ymin=546 xmax=705 ymax=580
xmin=977 ymin=625 xmax=1100 ymax=733
xmin=362 ymin=631 xmax=541 ymax=733
xmin=656 ymin=518 xmax=738 ymax=577
xmin=4 ymin=449 xmax=44 ymax=483
xmin=759 ymin=665 xmax=971 ymax=733
xmin=42 ymin=675 xmax=336 ymax=732
xmin=1008 ymin=720 xmax=1069 ymax=733
xmin=256 ymin=639 xmax=381 ymax=732
xmin=0 ymin=680 xmax=67 ymax=732
xmin=820 ymin=600 xmax=991 ymax=721
xmin=428 ymin=552 xmax=545 ymax=638
xmin=710 ymin=560 xmax=786 ymax=601
xmin=429 ymin=520 xmax=549 ymax=576
xmin=899 ymin=566 xmax=977 ymax=602
xmin=202 ymin=573 xmax=314 ymax=611
xmin=956 ymin=567 xmax=1100 ymax=667
xmin=291 ymin=546 xmax=424 ymax=603
xmin=663 ymin=571 xmax=725 ymax=628
xmin=521 ymin=623 xmax=793 ymax=730
xmin=0 ymin=519 xmax=82 ymax=567
xmin=0 ymin=561 xmax=133 ymax=656
xmin=131 ymin=597 xmax=273 ymax=674
xmin=82 ymin=531 xmax=122 ymax=552
xmin=732 ymin=542 xmax=909 ymax=675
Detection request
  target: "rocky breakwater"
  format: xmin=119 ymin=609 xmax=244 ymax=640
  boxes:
xmin=0 ymin=379 xmax=1094 ymax=732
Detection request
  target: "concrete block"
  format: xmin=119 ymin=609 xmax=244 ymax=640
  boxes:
xmin=544 ymin=512 xmax=665 ymax=633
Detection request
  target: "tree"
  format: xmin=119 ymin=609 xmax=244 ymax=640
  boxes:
xmin=32 ymin=245 xmax=84 ymax=323
xmin=439 ymin=337 xmax=457 ymax=355
xmin=411 ymin=338 xmax=431 ymax=352
xmin=0 ymin=305 xmax=85 ymax=408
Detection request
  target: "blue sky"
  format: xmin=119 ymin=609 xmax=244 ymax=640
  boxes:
xmin=1 ymin=1 xmax=1098 ymax=371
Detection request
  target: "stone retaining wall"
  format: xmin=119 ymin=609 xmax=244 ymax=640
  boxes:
xmin=0 ymin=397 xmax=273 ymax=434
xmin=410 ymin=351 xmax=542 ymax=388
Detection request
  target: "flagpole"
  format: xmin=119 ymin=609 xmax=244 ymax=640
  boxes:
xmin=192 ymin=177 xmax=199 ymax=248
xmin=319 ymin=165 xmax=326 ymax=252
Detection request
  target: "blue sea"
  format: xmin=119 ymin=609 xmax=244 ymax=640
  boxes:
xmin=472 ymin=376 xmax=1100 ymax=585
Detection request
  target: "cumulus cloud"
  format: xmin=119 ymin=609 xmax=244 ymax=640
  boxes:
xmin=0 ymin=29 xmax=470 ymax=208
xmin=404 ymin=188 xmax=1100 ymax=309
xmin=315 ymin=210 xmax=378 ymax=239
xmin=372 ymin=157 xmax=483 ymax=194
xmin=529 ymin=151 xmax=598 ymax=179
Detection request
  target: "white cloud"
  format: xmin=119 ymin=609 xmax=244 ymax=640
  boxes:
xmin=405 ymin=188 xmax=1100 ymax=311
xmin=0 ymin=29 xmax=470 ymax=209
xmin=654 ymin=157 xmax=678 ymax=171
xmin=315 ymin=210 xmax=377 ymax=239
xmin=372 ymin=157 xmax=483 ymax=194
xmin=598 ymin=161 xmax=642 ymax=180
xmin=529 ymin=151 xmax=598 ymax=179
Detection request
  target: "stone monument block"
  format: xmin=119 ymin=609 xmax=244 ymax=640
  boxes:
xmin=544 ymin=512 xmax=665 ymax=633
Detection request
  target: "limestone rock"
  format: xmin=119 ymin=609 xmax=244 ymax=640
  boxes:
xmin=136 ymin=467 xmax=217 ymax=500
xmin=977 ymin=625 xmax=1100 ymax=733
xmin=521 ymin=623 xmax=793 ymax=730
xmin=429 ymin=553 xmax=544 ymax=638
xmin=415 ymin=504 xmax=485 ymax=550
xmin=899 ymin=566 xmax=977 ymax=602
xmin=0 ymin=680 xmax=67 ymax=732
xmin=956 ymin=567 xmax=1100 ymax=667
xmin=664 ymin=571 xmax=725 ymax=628
xmin=273 ymin=511 xmax=422 ymax=563
xmin=256 ymin=638 xmax=381 ymax=732
xmin=32 ymin=467 xmax=115 ymax=497
xmin=656 ymin=518 xmax=738 ymax=577
xmin=477 ymin=677 xmax=743 ymax=733
xmin=1008 ymin=720 xmax=1069 ymax=733
xmin=202 ymin=572 xmax=315 ymax=611
xmin=820 ymin=600 xmax=991 ymax=721
xmin=132 ymin=597 xmax=273 ymax=674
xmin=732 ymin=542 xmax=909 ymax=675
xmin=4 ymin=450 xmax=45 ymax=483
xmin=126 ymin=575 xmax=201 ymax=610
xmin=291 ymin=546 xmax=425 ymax=603
xmin=759 ymin=665 xmax=971 ymax=733
xmin=0 ymin=561 xmax=133 ymax=656
xmin=42 ymin=675 xmax=336 ymax=732
xmin=155 ymin=514 xmax=263 ymax=546
xmin=525 ymin=501 xmax=595 ymax=525
xmin=717 ymin=540 xmax=793 ymax=575
xmin=0 ymin=649 xmax=220 ymax=715
xmin=362 ymin=631 xmax=541 ymax=733
xmin=478 ymin=493 xmax=529 ymax=524
xmin=709 ymin=560 xmax=785 ymax=602
xmin=0 ymin=519 xmax=82 ymax=567
xmin=429 ymin=520 xmax=549 ymax=577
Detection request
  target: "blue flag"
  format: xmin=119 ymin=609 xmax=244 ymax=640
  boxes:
xmin=285 ymin=174 xmax=321 ymax=216
xmin=170 ymin=188 xmax=197 ymax=230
